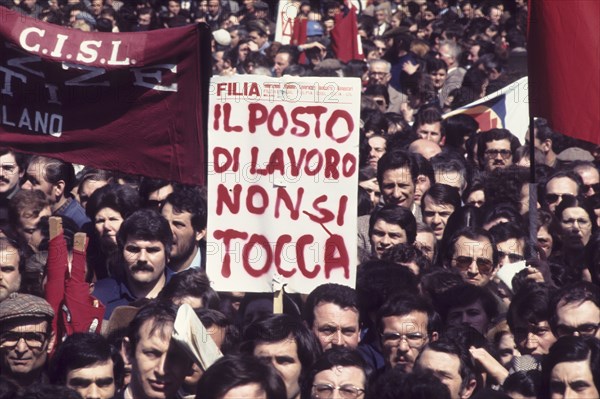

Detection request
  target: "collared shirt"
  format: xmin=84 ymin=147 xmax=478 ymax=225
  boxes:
xmin=167 ymin=244 xmax=204 ymax=274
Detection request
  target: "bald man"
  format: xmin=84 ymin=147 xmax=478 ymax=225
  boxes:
xmin=409 ymin=139 xmax=442 ymax=160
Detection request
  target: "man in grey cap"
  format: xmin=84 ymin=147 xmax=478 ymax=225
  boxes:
xmin=0 ymin=293 xmax=55 ymax=387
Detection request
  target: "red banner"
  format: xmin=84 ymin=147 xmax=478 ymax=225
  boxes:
xmin=528 ymin=0 xmax=600 ymax=144
xmin=331 ymin=5 xmax=363 ymax=63
xmin=0 ymin=9 xmax=210 ymax=185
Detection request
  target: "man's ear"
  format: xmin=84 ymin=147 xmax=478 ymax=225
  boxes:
xmin=122 ymin=337 xmax=134 ymax=365
xmin=440 ymin=136 xmax=446 ymax=146
xmin=53 ymin=179 xmax=66 ymax=198
xmin=430 ymin=331 xmax=439 ymax=342
xmin=46 ymin=330 xmax=57 ymax=354
xmin=491 ymin=265 xmax=499 ymax=278
xmin=542 ymin=138 xmax=552 ymax=153
xmin=460 ymin=378 xmax=477 ymax=399
xmin=195 ymin=228 xmax=206 ymax=242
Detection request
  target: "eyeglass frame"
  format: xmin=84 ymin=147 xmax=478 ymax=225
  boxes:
xmin=545 ymin=193 xmax=576 ymax=204
xmin=0 ymin=331 xmax=50 ymax=350
xmin=380 ymin=331 xmax=428 ymax=348
xmin=368 ymin=71 xmax=390 ymax=77
xmin=555 ymin=323 xmax=600 ymax=338
xmin=451 ymin=255 xmax=495 ymax=275
xmin=312 ymin=383 xmax=365 ymax=399
xmin=484 ymin=149 xmax=512 ymax=159
xmin=583 ymin=183 xmax=600 ymax=193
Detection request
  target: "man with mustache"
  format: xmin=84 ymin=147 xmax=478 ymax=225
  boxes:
xmin=376 ymin=294 xmax=440 ymax=376
xmin=476 ymin=128 xmax=520 ymax=173
xmin=93 ymin=209 xmax=174 ymax=320
xmin=0 ymin=149 xmax=25 ymax=207
xmin=0 ymin=293 xmax=56 ymax=388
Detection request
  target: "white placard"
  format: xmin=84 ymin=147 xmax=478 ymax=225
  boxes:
xmin=275 ymin=1 xmax=298 ymax=45
xmin=206 ymin=75 xmax=361 ymax=294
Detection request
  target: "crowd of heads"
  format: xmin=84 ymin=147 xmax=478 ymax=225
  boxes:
xmin=1 ymin=0 xmax=600 ymax=398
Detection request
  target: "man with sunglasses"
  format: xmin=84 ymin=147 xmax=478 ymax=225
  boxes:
xmin=549 ymin=281 xmax=600 ymax=340
xmin=444 ymin=227 xmax=498 ymax=287
xmin=0 ymin=293 xmax=55 ymax=388
xmin=572 ymin=161 xmax=600 ymax=198
xmin=543 ymin=170 xmax=583 ymax=212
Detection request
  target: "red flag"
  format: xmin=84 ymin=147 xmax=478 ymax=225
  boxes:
xmin=528 ymin=0 xmax=600 ymax=144
xmin=330 ymin=5 xmax=363 ymax=63
xmin=291 ymin=17 xmax=308 ymax=64
xmin=0 ymin=9 xmax=210 ymax=185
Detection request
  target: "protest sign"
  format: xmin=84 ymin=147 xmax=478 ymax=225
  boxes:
xmin=274 ymin=1 xmax=298 ymax=45
xmin=207 ymin=75 xmax=360 ymax=294
xmin=0 ymin=9 xmax=210 ymax=185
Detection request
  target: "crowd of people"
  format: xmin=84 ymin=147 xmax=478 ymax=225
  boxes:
xmin=1 ymin=0 xmax=600 ymax=399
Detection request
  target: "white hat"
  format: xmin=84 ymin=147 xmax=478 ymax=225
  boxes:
xmin=212 ymin=29 xmax=231 ymax=47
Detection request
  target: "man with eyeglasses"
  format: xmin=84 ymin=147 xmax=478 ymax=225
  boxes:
xmin=308 ymin=348 xmax=366 ymax=399
xmin=572 ymin=162 xmax=600 ymax=198
xmin=444 ymin=227 xmax=498 ymax=288
xmin=543 ymin=170 xmax=582 ymax=212
xmin=366 ymin=59 xmax=404 ymax=113
xmin=0 ymin=293 xmax=55 ymax=388
xmin=549 ymin=281 xmax=600 ymax=340
xmin=367 ymin=59 xmax=391 ymax=86
xmin=375 ymin=293 xmax=440 ymax=374
xmin=476 ymin=128 xmax=520 ymax=173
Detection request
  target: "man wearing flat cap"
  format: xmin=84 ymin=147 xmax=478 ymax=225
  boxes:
xmin=0 ymin=293 xmax=55 ymax=387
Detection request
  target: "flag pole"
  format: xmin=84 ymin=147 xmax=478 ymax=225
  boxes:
xmin=528 ymin=115 xmax=539 ymax=259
